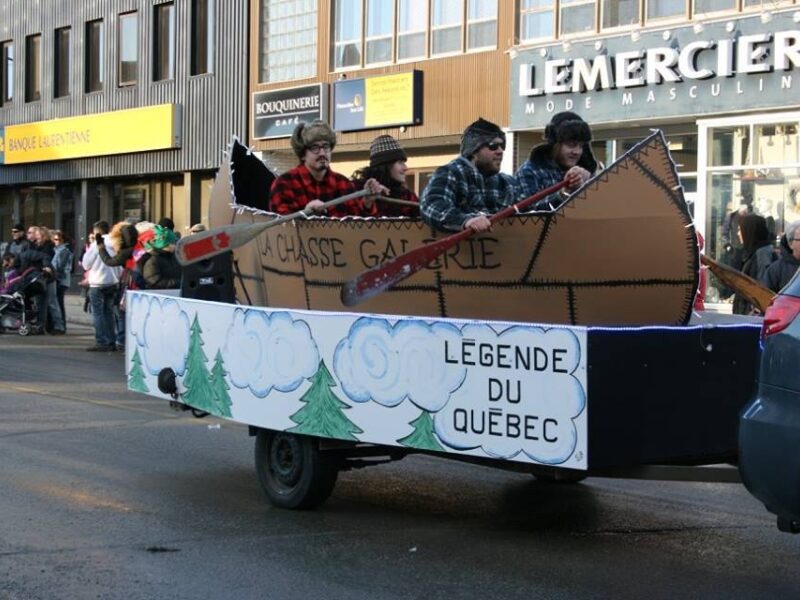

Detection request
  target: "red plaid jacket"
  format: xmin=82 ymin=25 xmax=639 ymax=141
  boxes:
xmin=269 ymin=164 xmax=377 ymax=217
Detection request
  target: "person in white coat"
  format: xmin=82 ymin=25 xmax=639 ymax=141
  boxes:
xmin=81 ymin=221 xmax=121 ymax=351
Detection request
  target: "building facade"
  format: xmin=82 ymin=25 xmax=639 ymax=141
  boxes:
xmin=249 ymin=0 xmax=799 ymax=305
xmin=0 ymin=0 xmax=248 ymax=248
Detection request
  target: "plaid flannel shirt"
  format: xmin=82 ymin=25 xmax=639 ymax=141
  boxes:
xmin=515 ymin=158 xmax=567 ymax=211
xmin=420 ymin=157 xmax=520 ymax=231
xmin=269 ymin=164 xmax=376 ymax=217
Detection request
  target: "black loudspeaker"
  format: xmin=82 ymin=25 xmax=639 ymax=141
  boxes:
xmin=180 ymin=252 xmax=236 ymax=303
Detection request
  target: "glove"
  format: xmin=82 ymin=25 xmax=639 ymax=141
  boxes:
xmin=95 ymin=233 xmax=104 ymax=246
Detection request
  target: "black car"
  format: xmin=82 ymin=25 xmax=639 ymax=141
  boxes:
xmin=739 ymin=269 xmax=800 ymax=533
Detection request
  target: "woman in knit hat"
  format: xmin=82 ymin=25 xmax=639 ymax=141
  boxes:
xmin=352 ymin=135 xmax=418 ymax=217
xmin=515 ymin=111 xmax=599 ymax=211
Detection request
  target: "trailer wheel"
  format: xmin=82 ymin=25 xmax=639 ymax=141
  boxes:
xmin=254 ymin=430 xmax=338 ymax=510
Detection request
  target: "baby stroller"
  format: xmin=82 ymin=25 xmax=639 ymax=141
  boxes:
xmin=0 ymin=268 xmax=46 ymax=336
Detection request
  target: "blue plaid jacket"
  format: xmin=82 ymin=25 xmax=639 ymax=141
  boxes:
xmin=420 ymin=157 xmax=520 ymax=231
xmin=515 ymin=158 xmax=567 ymax=211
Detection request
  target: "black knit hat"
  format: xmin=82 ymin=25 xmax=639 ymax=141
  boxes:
xmin=11 ymin=223 xmax=24 ymax=232
xmin=369 ymin=135 xmax=407 ymax=167
xmin=544 ymin=111 xmax=592 ymax=145
xmin=460 ymin=118 xmax=505 ymax=158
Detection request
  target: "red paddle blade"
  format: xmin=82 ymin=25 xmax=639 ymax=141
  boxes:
xmin=341 ymin=231 xmax=468 ymax=306
xmin=175 ymin=223 xmax=268 ymax=265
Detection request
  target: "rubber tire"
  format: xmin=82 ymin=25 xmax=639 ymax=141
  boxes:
xmin=254 ymin=430 xmax=338 ymax=510
xmin=18 ymin=323 xmax=30 ymax=336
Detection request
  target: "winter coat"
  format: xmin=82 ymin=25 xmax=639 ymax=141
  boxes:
xmin=52 ymin=244 xmax=74 ymax=288
xmin=142 ymin=250 xmax=182 ymax=289
xmin=761 ymin=253 xmax=800 ymax=293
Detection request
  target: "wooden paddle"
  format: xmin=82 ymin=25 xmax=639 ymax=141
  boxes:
xmin=340 ymin=180 xmax=568 ymax=307
xmin=374 ymin=196 xmax=419 ymax=209
xmin=175 ymin=189 xmax=371 ymax=266
xmin=700 ymin=253 xmax=775 ymax=313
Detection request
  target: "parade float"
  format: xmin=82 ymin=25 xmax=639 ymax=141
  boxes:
xmin=125 ymin=131 xmax=762 ymax=509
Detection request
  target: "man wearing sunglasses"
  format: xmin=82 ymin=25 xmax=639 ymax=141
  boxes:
xmin=516 ymin=111 xmax=599 ymax=211
xmin=421 ymin=117 xmax=518 ymax=233
xmin=7 ymin=223 xmax=31 ymax=257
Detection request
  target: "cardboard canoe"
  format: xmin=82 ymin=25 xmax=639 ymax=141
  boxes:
xmin=209 ymin=131 xmax=698 ymax=326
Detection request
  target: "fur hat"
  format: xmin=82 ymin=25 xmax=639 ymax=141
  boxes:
xmin=369 ymin=135 xmax=407 ymax=167
xmin=544 ymin=111 xmax=592 ymax=145
xmin=460 ymin=118 xmax=505 ymax=158
xmin=291 ymin=120 xmax=337 ymax=159
xmin=529 ymin=111 xmax=598 ymax=174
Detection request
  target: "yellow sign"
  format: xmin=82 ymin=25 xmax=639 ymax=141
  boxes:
xmin=1 ymin=104 xmax=180 ymax=165
xmin=364 ymin=72 xmax=417 ymax=128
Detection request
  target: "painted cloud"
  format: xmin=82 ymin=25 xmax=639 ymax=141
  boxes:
xmin=223 ymin=309 xmax=319 ymax=398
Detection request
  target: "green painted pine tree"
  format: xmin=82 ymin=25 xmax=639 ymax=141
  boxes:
xmin=289 ymin=360 xmax=363 ymax=441
xmin=181 ymin=314 xmax=214 ymax=412
xmin=127 ymin=347 xmax=149 ymax=393
xmin=209 ymin=349 xmax=232 ymax=418
xmin=398 ymin=410 xmax=444 ymax=451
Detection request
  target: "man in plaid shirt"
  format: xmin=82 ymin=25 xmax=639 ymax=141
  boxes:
xmin=516 ymin=111 xmax=598 ymax=211
xmin=421 ymin=118 xmax=520 ymax=233
xmin=270 ymin=120 xmax=385 ymax=218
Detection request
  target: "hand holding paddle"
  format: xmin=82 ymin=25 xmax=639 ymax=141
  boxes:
xmin=341 ymin=180 xmax=568 ymax=307
xmin=175 ymin=189 xmax=371 ymax=266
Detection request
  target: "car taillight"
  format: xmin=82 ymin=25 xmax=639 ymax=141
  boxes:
xmin=761 ymin=295 xmax=800 ymax=339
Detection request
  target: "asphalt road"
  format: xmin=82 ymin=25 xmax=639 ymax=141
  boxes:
xmin=1 ymin=327 xmax=798 ymax=600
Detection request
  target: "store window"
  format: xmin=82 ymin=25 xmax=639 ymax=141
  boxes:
xmin=260 ymin=0 xmax=317 ymax=82
xmin=700 ymin=116 xmax=800 ymax=303
xmin=645 ymin=0 xmax=686 ymax=21
xmin=334 ymin=0 xmax=362 ymax=69
xmin=366 ymin=0 xmax=394 ymax=64
xmin=191 ymin=0 xmax=214 ymax=75
xmin=118 ymin=12 xmax=138 ymax=86
xmin=54 ymin=27 xmax=71 ymax=98
xmin=333 ymin=0 xmax=497 ymax=69
xmin=467 ymin=0 xmax=497 ymax=50
xmin=25 ymin=34 xmax=41 ymax=102
xmin=693 ymin=0 xmax=735 ymax=16
xmin=431 ymin=0 xmax=463 ymax=55
xmin=519 ymin=0 xmax=555 ymax=43
xmin=560 ymin=0 xmax=595 ymax=36
xmin=85 ymin=19 xmax=104 ymax=93
xmin=398 ymin=0 xmax=427 ymax=60
xmin=1 ymin=41 xmax=12 ymax=105
xmin=601 ymin=0 xmax=639 ymax=29
xmin=154 ymin=2 xmax=176 ymax=82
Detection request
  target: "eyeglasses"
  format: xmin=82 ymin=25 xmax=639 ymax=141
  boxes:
xmin=307 ymin=143 xmax=331 ymax=154
xmin=485 ymin=142 xmax=506 ymax=152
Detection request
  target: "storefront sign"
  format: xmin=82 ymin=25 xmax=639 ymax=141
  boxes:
xmin=252 ymin=84 xmax=327 ymax=139
xmin=510 ymin=12 xmax=800 ymax=129
xmin=0 ymin=104 xmax=181 ymax=165
xmin=333 ymin=71 xmax=423 ymax=132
